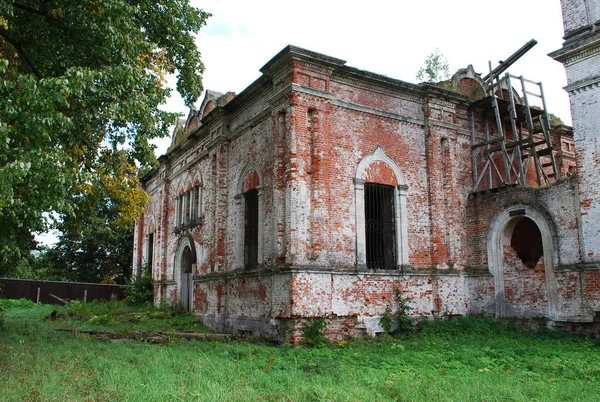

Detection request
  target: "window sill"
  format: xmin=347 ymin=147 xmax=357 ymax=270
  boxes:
xmin=174 ymin=216 xmax=204 ymax=233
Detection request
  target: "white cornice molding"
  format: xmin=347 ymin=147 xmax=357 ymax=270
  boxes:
xmin=549 ymin=32 xmax=600 ymax=64
xmin=564 ymin=74 xmax=600 ymax=94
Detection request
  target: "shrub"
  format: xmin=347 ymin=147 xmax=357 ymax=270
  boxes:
xmin=418 ymin=314 xmax=520 ymax=338
xmin=394 ymin=288 xmax=413 ymax=333
xmin=380 ymin=288 xmax=414 ymax=334
xmin=301 ymin=316 xmax=328 ymax=347
xmin=0 ymin=284 xmax=3 ymax=329
xmin=0 ymin=297 xmax=38 ymax=329
xmin=380 ymin=305 xmax=393 ymax=333
xmin=125 ymin=265 xmax=154 ymax=306
xmin=158 ymin=301 xmax=186 ymax=316
xmin=0 ymin=298 xmax=37 ymax=309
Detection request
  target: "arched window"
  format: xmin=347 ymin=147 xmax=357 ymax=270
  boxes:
xmin=144 ymin=218 xmax=156 ymax=274
xmin=235 ymin=165 xmax=263 ymax=269
xmin=244 ymin=188 xmax=259 ymax=268
xmin=365 ymin=183 xmax=397 ymax=269
xmin=355 ymin=146 xmax=409 ymax=269
xmin=175 ymin=182 xmax=202 ymax=231
xmin=146 ymin=232 xmax=154 ymax=269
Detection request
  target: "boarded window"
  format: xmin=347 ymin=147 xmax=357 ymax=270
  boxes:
xmin=365 ymin=183 xmax=396 ymax=269
xmin=244 ymin=189 xmax=259 ymax=268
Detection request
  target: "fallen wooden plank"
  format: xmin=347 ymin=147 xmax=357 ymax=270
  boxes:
xmin=163 ymin=331 xmax=233 ymax=340
xmin=48 ymin=293 xmax=68 ymax=305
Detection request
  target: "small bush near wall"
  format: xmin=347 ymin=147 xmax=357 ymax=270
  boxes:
xmin=301 ymin=316 xmax=328 ymax=347
xmin=381 ymin=288 xmax=414 ymax=334
xmin=125 ymin=266 xmax=153 ymax=305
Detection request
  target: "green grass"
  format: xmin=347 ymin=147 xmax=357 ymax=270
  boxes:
xmin=1 ymin=300 xmax=600 ymax=401
xmin=53 ymin=299 xmax=211 ymax=334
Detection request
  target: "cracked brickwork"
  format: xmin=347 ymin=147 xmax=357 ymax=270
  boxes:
xmin=132 ymin=34 xmax=600 ymax=341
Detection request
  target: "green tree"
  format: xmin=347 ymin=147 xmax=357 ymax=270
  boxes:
xmin=0 ymin=1 xmax=209 ymax=276
xmin=416 ymin=48 xmax=450 ymax=83
xmin=50 ymin=150 xmax=148 ymax=284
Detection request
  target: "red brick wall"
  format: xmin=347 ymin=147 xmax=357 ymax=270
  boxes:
xmin=133 ymin=46 xmax=595 ymax=340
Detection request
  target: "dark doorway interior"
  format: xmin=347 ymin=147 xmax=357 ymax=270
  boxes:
xmin=510 ymin=217 xmax=543 ymax=268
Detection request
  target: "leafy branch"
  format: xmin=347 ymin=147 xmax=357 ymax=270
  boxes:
xmin=416 ymin=49 xmax=450 ymax=83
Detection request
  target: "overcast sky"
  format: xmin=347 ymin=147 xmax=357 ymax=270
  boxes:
xmin=37 ymin=1 xmax=572 ymax=245
xmin=156 ymin=0 xmax=571 ymax=156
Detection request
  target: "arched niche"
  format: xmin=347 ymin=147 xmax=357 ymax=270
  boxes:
xmin=487 ymin=204 xmax=559 ymax=319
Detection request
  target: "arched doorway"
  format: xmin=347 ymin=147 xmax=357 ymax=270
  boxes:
xmin=174 ymin=235 xmax=196 ymax=312
xmin=180 ymin=245 xmax=194 ymax=312
xmin=502 ymin=217 xmax=547 ymax=316
xmin=487 ymin=205 xmax=558 ymax=319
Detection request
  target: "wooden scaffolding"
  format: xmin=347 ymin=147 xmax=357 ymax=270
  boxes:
xmin=469 ymin=40 xmax=560 ymax=192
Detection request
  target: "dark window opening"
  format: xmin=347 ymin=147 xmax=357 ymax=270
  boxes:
xmin=176 ymin=195 xmax=183 ymax=228
xmin=510 ymin=218 xmax=543 ymax=268
xmin=146 ymin=233 xmax=154 ymax=271
xmin=244 ymin=189 xmax=259 ymax=268
xmin=365 ymin=183 xmax=396 ymax=269
xmin=191 ymin=187 xmax=200 ymax=221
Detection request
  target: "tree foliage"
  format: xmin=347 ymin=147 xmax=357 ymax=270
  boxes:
xmin=0 ymin=1 xmax=209 ymax=276
xmin=416 ymin=48 xmax=450 ymax=83
xmin=48 ymin=150 xmax=149 ymax=284
xmin=548 ymin=113 xmax=564 ymax=127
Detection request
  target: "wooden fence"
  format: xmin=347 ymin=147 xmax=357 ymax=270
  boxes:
xmin=0 ymin=278 xmax=126 ymax=304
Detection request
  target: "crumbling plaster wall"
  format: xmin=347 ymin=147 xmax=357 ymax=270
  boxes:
xmin=552 ymin=0 xmax=600 ymax=264
xmin=465 ymin=176 xmax=598 ymax=320
xmin=466 ymin=177 xmax=581 ymax=269
xmin=561 ymin=0 xmax=599 ymax=33
xmin=133 ymin=44 xmax=591 ymax=340
xmin=137 ymin=50 xmax=497 ymax=336
xmin=283 ymin=58 xmax=483 ymax=270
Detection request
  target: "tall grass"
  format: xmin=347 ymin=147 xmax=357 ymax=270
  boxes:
xmin=1 ymin=301 xmax=600 ymax=401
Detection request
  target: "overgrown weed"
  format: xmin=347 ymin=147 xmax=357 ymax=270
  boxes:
xmin=380 ymin=288 xmax=413 ymax=334
xmin=416 ymin=314 xmax=570 ymax=341
xmin=124 ymin=264 xmax=154 ymax=305
xmin=53 ymin=299 xmax=209 ymax=333
xmin=301 ymin=316 xmax=328 ymax=347
xmin=2 ymin=303 xmax=600 ymax=401
xmin=0 ymin=298 xmax=37 ymax=309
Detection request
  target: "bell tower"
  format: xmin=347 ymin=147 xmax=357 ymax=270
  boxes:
xmin=550 ymin=0 xmax=600 ymax=263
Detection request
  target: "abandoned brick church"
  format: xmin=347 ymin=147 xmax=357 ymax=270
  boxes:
xmin=133 ymin=0 xmax=600 ymax=341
